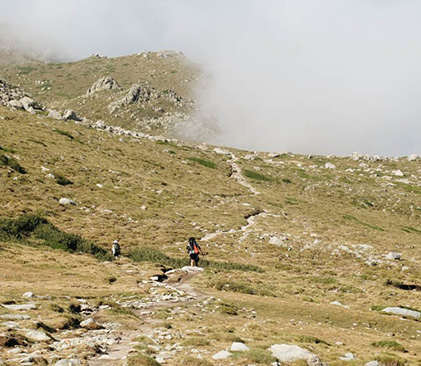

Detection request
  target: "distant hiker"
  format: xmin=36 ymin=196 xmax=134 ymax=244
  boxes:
xmin=186 ymin=237 xmax=204 ymax=266
xmin=112 ymin=240 xmax=121 ymax=259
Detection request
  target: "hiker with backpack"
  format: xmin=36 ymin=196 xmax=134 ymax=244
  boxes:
xmin=111 ymin=239 xmax=121 ymax=259
xmin=186 ymin=237 xmax=204 ymax=266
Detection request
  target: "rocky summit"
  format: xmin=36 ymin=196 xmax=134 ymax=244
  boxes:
xmin=0 ymin=50 xmax=420 ymax=366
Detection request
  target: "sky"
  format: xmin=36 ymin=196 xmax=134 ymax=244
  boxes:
xmin=1 ymin=0 xmax=420 ymax=156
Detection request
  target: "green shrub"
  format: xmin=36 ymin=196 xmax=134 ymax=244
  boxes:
xmin=282 ymin=178 xmax=292 ymax=183
xmin=244 ymin=170 xmax=272 ymax=181
xmin=371 ymin=340 xmax=405 ymax=352
xmin=188 ymin=157 xmax=217 ymax=169
xmin=297 ymin=335 xmax=329 ymax=345
xmin=0 ymin=154 xmax=27 ymax=174
xmin=127 ymin=354 xmax=161 ymax=366
xmin=128 ymin=247 xmax=263 ymax=272
xmin=55 ymin=173 xmax=73 ymax=186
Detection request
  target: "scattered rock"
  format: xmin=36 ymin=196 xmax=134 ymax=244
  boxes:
xmin=22 ymin=292 xmax=35 ymax=298
xmin=59 ymin=198 xmax=77 ymax=206
xmin=386 ymin=252 xmax=402 ymax=260
xmin=407 ymin=154 xmax=418 ymax=161
xmin=381 ymin=307 xmax=420 ymax=319
xmin=0 ymin=314 xmax=30 ymax=320
xmin=330 ymin=301 xmax=350 ymax=309
xmin=269 ymin=344 xmax=315 ymax=362
xmin=393 ymin=170 xmax=404 ymax=177
xmin=230 ymin=342 xmax=250 ymax=351
xmin=339 ymin=352 xmax=356 ymax=361
xmin=325 ymin=163 xmax=336 ymax=170
xmin=212 ymin=350 xmax=232 ymax=360
xmin=86 ymin=76 xmax=121 ymax=96
xmin=307 ymin=355 xmax=330 ymax=366
xmin=0 ymin=79 xmax=43 ymax=112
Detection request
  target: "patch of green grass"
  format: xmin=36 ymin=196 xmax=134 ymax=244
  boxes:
xmin=176 ymin=356 xmax=212 ymax=366
xmin=17 ymin=66 xmax=36 ymax=75
xmin=343 ymin=214 xmax=384 ymax=231
xmin=375 ymin=355 xmax=406 ymax=366
xmin=0 ymin=214 xmax=111 ymax=260
xmin=402 ymin=226 xmax=421 ymax=234
xmin=310 ymin=276 xmax=338 ymax=284
xmin=0 ymin=146 xmax=16 ymax=153
xmin=0 ymin=154 xmax=27 ymax=174
xmin=282 ymin=178 xmax=292 ymax=184
xmin=371 ymin=305 xmax=386 ymax=311
xmin=210 ymin=278 xmax=275 ymax=296
xmin=27 ymin=139 xmax=47 ymax=147
xmin=371 ymin=340 xmax=405 ymax=352
xmin=217 ymin=302 xmax=238 ymax=316
xmin=244 ymin=170 xmax=272 ymax=181
xmin=181 ymin=336 xmax=210 ymax=347
xmin=284 ymin=197 xmax=306 ymax=205
xmin=188 ymin=157 xmax=217 ymax=169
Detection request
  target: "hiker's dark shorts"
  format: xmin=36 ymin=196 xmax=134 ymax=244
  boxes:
xmin=190 ymin=253 xmax=199 ymax=262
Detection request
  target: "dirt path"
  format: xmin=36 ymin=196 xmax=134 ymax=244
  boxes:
xmin=87 ymin=267 xmax=206 ymax=366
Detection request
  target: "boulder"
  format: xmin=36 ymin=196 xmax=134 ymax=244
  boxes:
xmin=325 ymin=163 xmax=336 ymax=170
xmin=80 ymin=318 xmax=101 ymax=330
xmin=59 ymin=198 xmax=77 ymax=206
xmin=381 ymin=307 xmax=420 ymax=319
xmin=19 ymin=96 xmax=36 ymax=111
xmin=230 ymin=342 xmax=250 ymax=351
xmin=386 ymin=252 xmax=401 ymax=260
xmin=47 ymin=109 xmax=62 ymax=120
xmin=269 ymin=344 xmax=315 ymax=362
xmin=212 ymin=350 xmax=232 ymax=360
xmin=8 ymin=99 xmax=23 ymax=109
xmin=25 ymin=330 xmax=51 ymax=342
xmin=407 ymin=154 xmax=418 ymax=161
xmin=22 ymin=292 xmax=35 ymax=298
xmin=393 ymin=170 xmax=404 ymax=177
xmin=365 ymin=361 xmax=380 ymax=366
xmin=63 ymin=110 xmax=81 ymax=121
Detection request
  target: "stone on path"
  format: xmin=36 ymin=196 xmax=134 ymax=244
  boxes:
xmin=212 ymin=350 xmax=232 ymax=360
xmin=381 ymin=307 xmax=420 ymax=319
xmin=230 ymin=342 xmax=250 ymax=351
xmin=269 ymin=344 xmax=315 ymax=362
xmin=55 ymin=360 xmax=81 ymax=366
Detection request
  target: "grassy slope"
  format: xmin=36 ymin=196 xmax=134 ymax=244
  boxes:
xmin=1 ymin=105 xmax=420 ymax=364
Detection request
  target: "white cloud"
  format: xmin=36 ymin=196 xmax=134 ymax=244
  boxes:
xmin=1 ymin=0 xmax=420 ymax=155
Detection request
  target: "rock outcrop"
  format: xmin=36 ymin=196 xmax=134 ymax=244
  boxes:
xmin=86 ymin=76 xmax=121 ymax=96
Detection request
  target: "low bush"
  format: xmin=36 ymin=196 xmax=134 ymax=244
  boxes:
xmin=55 ymin=173 xmax=73 ymax=186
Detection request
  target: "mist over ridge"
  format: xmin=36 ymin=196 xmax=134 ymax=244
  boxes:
xmin=1 ymin=0 xmax=421 ymax=156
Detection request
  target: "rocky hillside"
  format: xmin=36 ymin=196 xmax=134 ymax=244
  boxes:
xmin=0 ymin=51 xmax=208 ymax=138
xmin=0 ymin=56 xmax=420 ymax=366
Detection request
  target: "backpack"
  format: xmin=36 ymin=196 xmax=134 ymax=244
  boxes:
xmin=187 ymin=237 xmax=199 ymax=254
